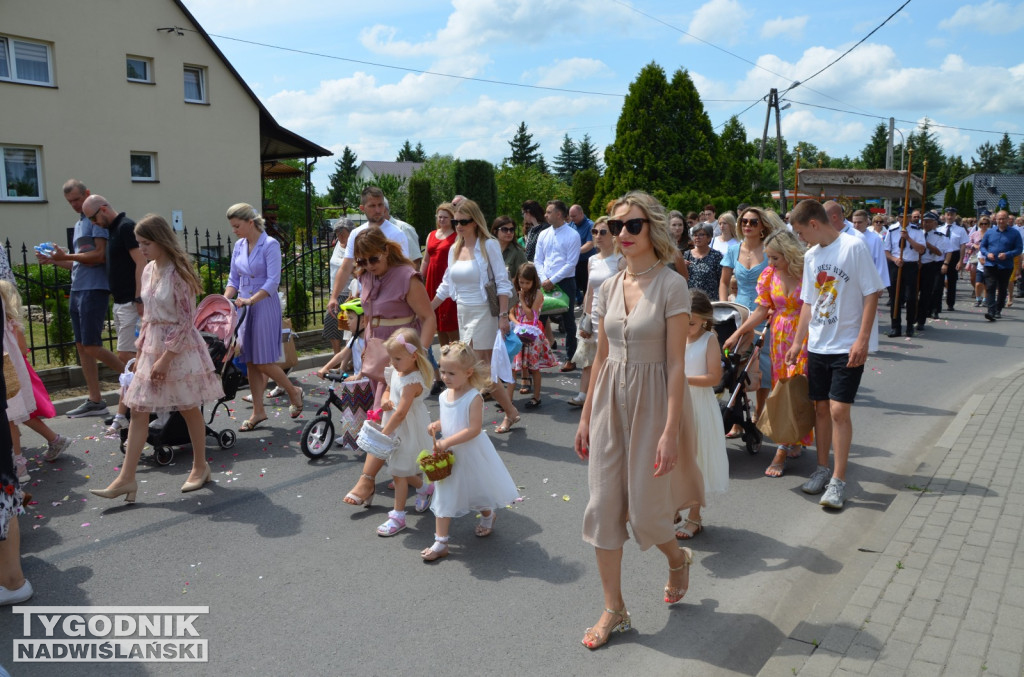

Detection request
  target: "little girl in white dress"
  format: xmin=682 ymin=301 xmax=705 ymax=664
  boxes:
xmin=422 ymin=341 xmax=520 ymax=561
xmin=677 ymin=290 xmax=729 ymax=540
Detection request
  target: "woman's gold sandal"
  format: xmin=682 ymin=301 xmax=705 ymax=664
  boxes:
xmin=664 ymin=547 xmax=693 ymax=603
xmin=582 ymin=608 xmax=632 ymax=650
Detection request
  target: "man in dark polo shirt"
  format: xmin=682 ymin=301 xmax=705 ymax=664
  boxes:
xmin=81 ymin=195 xmax=145 ymax=436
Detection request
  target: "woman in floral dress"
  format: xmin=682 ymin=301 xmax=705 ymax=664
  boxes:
xmin=723 ymin=230 xmax=811 ymax=477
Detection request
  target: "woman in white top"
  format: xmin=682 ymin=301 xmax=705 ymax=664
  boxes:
xmin=712 ymin=212 xmax=738 ymax=256
xmin=432 ymin=199 xmax=521 ymax=433
xmin=569 ymin=216 xmax=621 ymax=407
xmin=322 ymin=220 xmax=353 ymax=355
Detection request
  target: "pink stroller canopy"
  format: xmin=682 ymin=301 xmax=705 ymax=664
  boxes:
xmin=195 ymin=294 xmax=238 ymax=342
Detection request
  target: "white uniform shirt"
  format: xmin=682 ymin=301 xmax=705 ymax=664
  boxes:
xmin=886 ymin=223 xmax=926 ymax=263
xmin=922 ymin=226 xmax=952 ymax=264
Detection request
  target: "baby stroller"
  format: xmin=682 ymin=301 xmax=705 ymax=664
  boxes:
xmin=711 ymin=301 xmax=763 ymax=455
xmin=119 ymin=295 xmax=244 ymax=465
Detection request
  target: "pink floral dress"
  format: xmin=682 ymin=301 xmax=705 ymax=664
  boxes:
xmin=512 ymin=300 xmax=558 ymax=371
xmin=123 ymin=262 xmax=224 ymax=413
xmin=755 ymin=265 xmax=812 ymax=446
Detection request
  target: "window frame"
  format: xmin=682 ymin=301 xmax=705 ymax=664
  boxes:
xmin=130 ymin=152 xmax=157 ymax=183
xmin=0 ymin=145 xmax=44 ymax=202
xmin=126 ymin=55 xmax=153 ymax=84
xmin=183 ymin=65 xmax=207 ymax=103
xmin=0 ymin=35 xmax=54 ymax=86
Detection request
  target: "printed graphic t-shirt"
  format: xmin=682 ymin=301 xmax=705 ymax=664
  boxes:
xmin=800 ymin=232 xmax=885 ymax=355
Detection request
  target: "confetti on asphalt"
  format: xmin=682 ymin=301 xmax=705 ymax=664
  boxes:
xmin=562 ymin=495 xmax=570 ymax=501
xmin=81 ymin=523 xmax=90 ymax=527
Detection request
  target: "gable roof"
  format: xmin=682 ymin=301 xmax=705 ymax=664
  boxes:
xmin=358 ymin=161 xmax=425 ymax=179
xmin=950 ymin=173 xmax=1024 ymax=213
xmin=170 ymin=0 xmax=331 ymax=161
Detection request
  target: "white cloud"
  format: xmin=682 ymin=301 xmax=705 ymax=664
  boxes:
xmin=780 ymin=110 xmax=866 ymax=148
xmin=760 ymin=15 xmax=808 ymax=40
xmin=939 ymin=1 xmax=1024 ymax=34
xmin=921 ymin=118 xmax=973 ymax=156
xmin=681 ymin=0 xmax=751 ymax=45
xmin=527 ymin=58 xmax=612 ymax=88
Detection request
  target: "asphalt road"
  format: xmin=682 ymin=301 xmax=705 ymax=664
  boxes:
xmin=1 ymin=290 xmax=1018 ymax=677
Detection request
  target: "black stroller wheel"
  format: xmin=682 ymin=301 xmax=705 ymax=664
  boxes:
xmin=218 ymin=429 xmax=236 ymax=449
xmin=154 ymin=446 xmax=174 ymax=465
xmin=300 ymin=415 xmax=335 ymax=459
xmin=744 ymin=427 xmax=762 ymax=454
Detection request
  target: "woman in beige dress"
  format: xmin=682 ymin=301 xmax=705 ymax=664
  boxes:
xmin=574 ymin=191 xmax=705 ymax=650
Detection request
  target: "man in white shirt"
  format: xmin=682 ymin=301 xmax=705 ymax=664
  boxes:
xmin=917 ymin=211 xmax=951 ymax=327
xmin=383 ymin=198 xmax=421 ymax=267
xmin=535 ymin=200 xmax=581 ymax=371
xmin=850 ymin=209 xmax=890 ymax=289
xmin=937 ymin=207 xmax=968 ymax=311
xmin=327 ymin=186 xmax=410 ymax=316
xmin=884 ymin=210 xmax=926 ymax=338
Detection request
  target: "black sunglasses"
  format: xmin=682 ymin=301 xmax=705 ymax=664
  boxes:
xmin=496 ymin=226 xmax=515 ymax=234
xmin=354 ymin=255 xmax=382 ymax=267
xmin=607 ymin=218 xmax=648 ymax=236
xmin=740 ymin=217 xmax=760 ymax=226
xmin=591 ymin=228 xmax=609 ymax=236
xmin=452 ymin=218 xmax=474 ymax=226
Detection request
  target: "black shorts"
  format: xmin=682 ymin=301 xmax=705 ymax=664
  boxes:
xmin=807 ymin=352 xmax=864 ymax=404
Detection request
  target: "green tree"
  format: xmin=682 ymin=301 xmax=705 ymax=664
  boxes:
xmin=576 ymin=134 xmax=603 ymax=173
xmin=860 ymin=122 xmax=890 ymax=169
xmin=973 ymin=141 xmax=999 ymax=173
xmin=572 ymin=169 xmax=600 ymax=216
xmin=552 ymin=134 xmax=580 ymax=184
xmin=943 ymin=182 xmax=957 ymax=210
xmin=596 ymin=63 xmax=718 ymax=208
xmin=396 ymin=140 xmax=427 ymax=162
xmin=375 ymin=173 xmax=408 ymax=219
xmin=406 ymin=175 xmax=435 ymax=243
xmin=495 ymin=163 xmax=571 ymax=222
xmin=263 ymin=159 xmax=321 ymax=239
xmin=962 ymin=181 xmax=975 ymax=217
xmin=717 ymin=116 xmax=758 ymax=197
xmin=413 ymin=154 xmax=458 ymax=209
xmin=327 ymin=146 xmax=358 ymax=205
xmin=995 ymin=133 xmax=1016 ymax=173
xmin=906 ymin=119 xmax=946 ymax=192
xmin=506 ymin=122 xmax=543 ymax=168
xmin=455 ymin=160 xmax=498 ymax=225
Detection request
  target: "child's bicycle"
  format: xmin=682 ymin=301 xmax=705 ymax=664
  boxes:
xmin=300 ymin=373 xmax=374 ymax=458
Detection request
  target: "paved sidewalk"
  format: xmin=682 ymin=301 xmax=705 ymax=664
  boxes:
xmin=760 ymin=368 xmax=1024 ymax=677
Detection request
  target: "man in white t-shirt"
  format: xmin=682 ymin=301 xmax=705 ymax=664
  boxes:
xmin=327 ymin=186 xmax=410 ymax=317
xmin=788 ymin=199 xmax=885 ymax=511
xmin=383 ymin=198 xmax=421 ymax=267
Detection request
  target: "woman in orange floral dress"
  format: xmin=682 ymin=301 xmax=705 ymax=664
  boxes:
xmin=723 ymin=230 xmax=811 ymax=477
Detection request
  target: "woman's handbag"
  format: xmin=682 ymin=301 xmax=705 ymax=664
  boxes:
xmin=757 ymin=370 xmax=815 ymax=445
xmin=483 ymin=257 xmax=501 ymax=317
xmin=3 ymin=351 xmax=21 ymax=398
xmin=359 ymin=284 xmax=390 ymax=383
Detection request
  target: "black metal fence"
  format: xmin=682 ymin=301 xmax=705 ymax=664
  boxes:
xmin=4 ymin=228 xmax=335 ymax=368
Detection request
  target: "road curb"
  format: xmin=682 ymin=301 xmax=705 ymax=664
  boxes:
xmin=755 ymin=386 xmax=990 ymax=677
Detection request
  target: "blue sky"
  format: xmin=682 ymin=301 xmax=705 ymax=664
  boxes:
xmin=181 ymin=0 xmax=1024 ymax=193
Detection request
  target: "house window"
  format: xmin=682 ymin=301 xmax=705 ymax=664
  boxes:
xmin=0 ymin=35 xmax=54 ymax=85
xmin=126 ymin=56 xmax=152 ymax=83
xmin=130 ymin=152 xmax=157 ymax=182
xmin=1 ymin=146 xmax=43 ymax=200
xmin=184 ymin=65 xmax=206 ymax=103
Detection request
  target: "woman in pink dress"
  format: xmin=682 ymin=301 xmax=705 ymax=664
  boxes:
xmin=723 ymin=229 xmax=811 ymax=477
xmin=90 ymin=214 xmax=224 ymax=502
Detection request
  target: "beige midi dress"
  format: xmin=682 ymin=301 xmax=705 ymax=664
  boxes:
xmin=582 ymin=266 xmax=705 ymax=551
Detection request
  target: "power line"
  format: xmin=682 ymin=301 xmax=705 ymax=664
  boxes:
xmin=784 ymin=98 xmax=1024 ymax=138
xmin=792 ymin=0 xmax=913 ymax=89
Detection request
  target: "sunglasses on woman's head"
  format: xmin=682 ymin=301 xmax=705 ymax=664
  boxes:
xmin=452 ymin=218 xmax=474 ymax=226
xmin=607 ymin=218 xmax=648 ymax=236
xmin=354 ymin=255 xmax=382 ymax=267
xmin=591 ymin=228 xmax=609 ymax=236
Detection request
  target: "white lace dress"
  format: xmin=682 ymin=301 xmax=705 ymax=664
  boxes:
xmin=382 ymin=367 xmax=433 ymax=477
xmin=430 ymin=388 xmax=520 ymax=518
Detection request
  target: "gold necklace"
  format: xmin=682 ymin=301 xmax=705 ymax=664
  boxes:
xmin=626 ymin=260 xmax=661 ymax=280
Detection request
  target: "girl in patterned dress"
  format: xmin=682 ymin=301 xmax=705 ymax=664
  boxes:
xmin=723 ymin=230 xmax=811 ymax=477
xmin=372 ymin=329 xmax=437 ymax=537
xmin=511 ymin=263 xmax=558 ymax=408
xmin=90 ymin=214 xmax=224 ymax=502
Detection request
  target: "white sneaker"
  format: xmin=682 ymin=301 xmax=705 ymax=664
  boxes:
xmin=0 ymin=580 xmax=34 ymax=606
xmin=14 ymin=455 xmax=30 ymax=483
xmin=43 ymin=435 xmax=73 ymax=462
xmin=820 ymin=478 xmax=847 ymax=510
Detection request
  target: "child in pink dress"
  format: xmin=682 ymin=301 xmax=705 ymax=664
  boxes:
xmin=511 ymin=263 xmax=557 ymax=408
xmin=90 ymin=214 xmax=223 ymax=503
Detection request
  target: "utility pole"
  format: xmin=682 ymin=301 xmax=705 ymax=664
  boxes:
xmin=758 ymin=89 xmax=788 ymax=213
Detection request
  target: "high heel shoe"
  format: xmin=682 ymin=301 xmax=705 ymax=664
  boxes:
xmin=90 ymin=481 xmax=138 ymax=503
xmin=181 ymin=466 xmax=212 ymax=493
xmin=664 ymin=547 xmax=693 ymax=604
xmin=343 ymin=473 xmax=375 ymax=507
xmin=582 ymin=608 xmax=632 ymax=650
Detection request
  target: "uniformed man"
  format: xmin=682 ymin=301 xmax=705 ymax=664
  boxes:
xmin=886 ymin=210 xmax=925 ymax=337
xmin=918 ymin=211 xmax=950 ymax=328
xmin=937 ymin=207 xmax=968 ymax=311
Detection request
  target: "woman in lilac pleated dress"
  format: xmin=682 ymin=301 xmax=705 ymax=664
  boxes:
xmin=224 ymin=203 xmax=304 ymax=431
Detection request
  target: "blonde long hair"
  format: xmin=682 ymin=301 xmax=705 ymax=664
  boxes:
xmin=610 ymin=191 xmax=677 ymax=264
xmin=439 ymin=341 xmax=492 ymax=392
xmin=0 ymin=280 xmax=23 ymax=329
xmin=763 ymin=229 xmax=806 ymax=278
xmin=451 ymin=198 xmax=496 ymax=267
xmin=384 ymin=328 xmax=433 ymax=387
xmin=134 ymin=214 xmax=204 ymax=296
